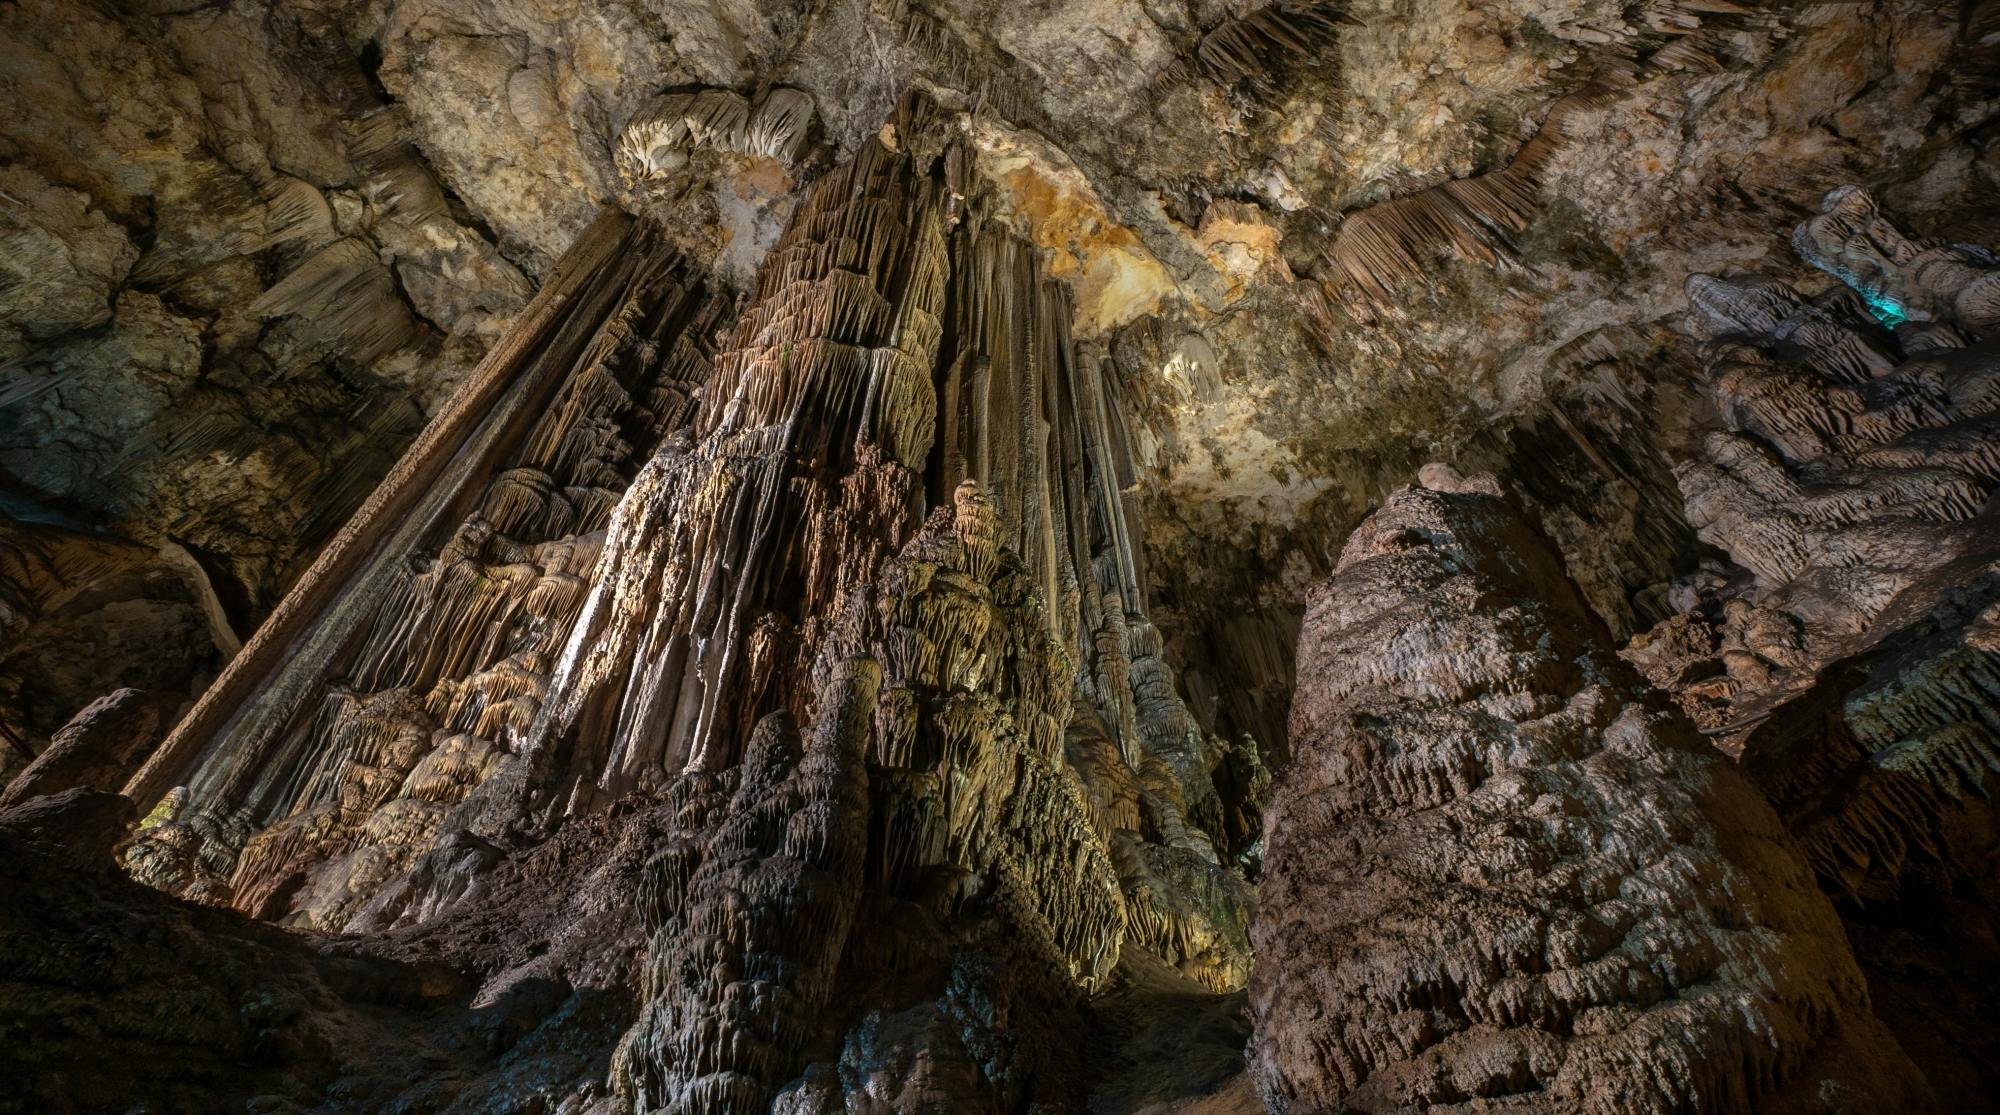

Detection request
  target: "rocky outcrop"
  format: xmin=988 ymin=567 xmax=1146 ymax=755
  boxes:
xmin=1629 ymin=188 xmax=2000 ymax=894
xmin=0 ymin=782 xmax=662 ymax=1115
xmin=1621 ymin=188 xmax=2000 ymax=1094
xmin=0 ymin=688 xmax=177 ymax=808
xmin=1251 ymin=472 xmax=1928 ymax=1113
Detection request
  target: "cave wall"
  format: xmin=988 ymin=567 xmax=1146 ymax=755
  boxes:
xmin=2 ymin=1 xmax=1999 ymax=1113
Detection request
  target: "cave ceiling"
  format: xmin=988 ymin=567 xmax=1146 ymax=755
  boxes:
xmin=7 ymin=0 xmax=1992 ymax=657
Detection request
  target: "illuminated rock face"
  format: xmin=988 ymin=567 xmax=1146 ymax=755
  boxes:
xmin=3 ymin=0 xmax=1996 ymax=1105
xmin=1252 ymin=474 xmax=1930 ymax=1114
xmin=102 ymin=95 xmax=1256 ymax=1112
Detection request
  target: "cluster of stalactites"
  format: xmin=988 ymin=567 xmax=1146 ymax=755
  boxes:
xmin=1309 ymin=1 xmax=1753 ymax=317
xmin=929 ymin=212 xmax=1254 ymax=988
xmin=574 ymin=109 xmax=1263 ymax=1109
xmin=1754 ymin=620 xmax=2000 ymax=903
xmin=608 ymin=477 xmax=1138 ymax=1111
xmin=616 ymin=87 xmax=818 ymax=188
xmin=528 ymin=104 xmax=957 ymax=805
xmin=1677 ymin=265 xmax=1998 ymax=605
xmin=1156 ymin=1 xmax=1354 ymax=102
xmin=124 ymin=226 xmax=722 ymax=924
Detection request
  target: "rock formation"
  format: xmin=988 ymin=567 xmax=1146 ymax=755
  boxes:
xmin=80 ymin=93 xmax=1260 ymax=1112
xmin=1251 ymin=471 xmax=1931 ymax=1112
xmin=0 ymin=519 xmax=230 ymax=762
xmin=2 ymin=0 xmax=1997 ymax=1111
xmin=0 ymin=687 xmax=177 ymax=808
xmin=1630 ymin=188 xmax=2000 ymax=900
xmin=1621 ymin=187 xmax=2000 ymax=1094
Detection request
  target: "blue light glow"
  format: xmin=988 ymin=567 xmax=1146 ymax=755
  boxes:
xmin=1862 ymin=290 xmax=1907 ymax=327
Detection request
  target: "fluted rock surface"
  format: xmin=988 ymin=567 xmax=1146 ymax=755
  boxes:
xmin=1622 ymin=188 xmax=2000 ymax=1093
xmin=1629 ymin=188 xmax=2000 ymax=902
xmin=89 ymin=93 xmax=1260 ymax=1112
xmin=120 ymin=213 xmax=725 ymax=921
xmin=1251 ymin=472 xmax=1926 ymax=1113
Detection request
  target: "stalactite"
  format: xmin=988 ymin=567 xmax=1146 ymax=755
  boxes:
xmin=1156 ymin=1 xmax=1354 ymax=101
xmin=898 ymin=5 xmax=1045 ymax=124
xmin=124 ymin=218 xmax=724 ymax=926
xmin=248 ymin=238 xmax=419 ymax=372
xmin=1316 ymin=4 xmax=1762 ymax=314
xmin=119 ymin=94 xmax=1267 ymax=1112
xmin=1316 ymin=89 xmax=1603 ymax=310
xmin=616 ymin=86 xmax=818 ymax=194
xmin=529 ymin=99 xmax=954 ymax=797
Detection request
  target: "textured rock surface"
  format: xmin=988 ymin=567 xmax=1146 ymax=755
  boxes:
xmin=2 ymin=1 xmax=1998 ymax=1111
xmin=1624 ymin=186 xmax=2000 ymax=1097
xmin=1640 ymin=215 xmax=2000 ymax=865
xmin=0 ymin=688 xmax=177 ymax=808
xmin=0 ymin=784 xmax=659 ymax=1115
xmin=94 ymin=97 xmax=1258 ymax=1112
xmin=0 ymin=0 xmax=532 ymax=745
xmin=7 ymin=0 xmax=1997 ymax=767
xmin=1251 ymin=474 xmax=1928 ymax=1113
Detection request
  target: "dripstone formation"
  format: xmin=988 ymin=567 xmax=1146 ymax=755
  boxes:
xmin=1628 ymin=186 xmax=2000 ymax=1095
xmin=60 ymin=95 xmax=1258 ymax=1113
xmin=3 ymin=1 xmax=1999 ymax=1112
xmin=1252 ymin=472 xmax=1929 ymax=1113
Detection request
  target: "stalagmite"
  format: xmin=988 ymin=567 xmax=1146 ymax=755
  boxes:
xmin=6 ymin=2 xmax=2000 ymax=1110
xmin=1252 ymin=472 xmax=1929 ymax=1113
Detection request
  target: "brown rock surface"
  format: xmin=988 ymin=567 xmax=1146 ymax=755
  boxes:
xmin=1251 ymin=474 xmax=1929 ymax=1113
xmin=0 ymin=688 xmax=177 ymax=808
xmin=1 ymin=2 xmax=1996 ymax=1111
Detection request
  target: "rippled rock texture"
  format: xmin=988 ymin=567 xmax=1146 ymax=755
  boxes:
xmin=1625 ymin=186 xmax=2000 ymax=1097
xmin=1252 ymin=472 xmax=1929 ymax=1113
xmin=3 ymin=1 xmax=1998 ymax=1111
